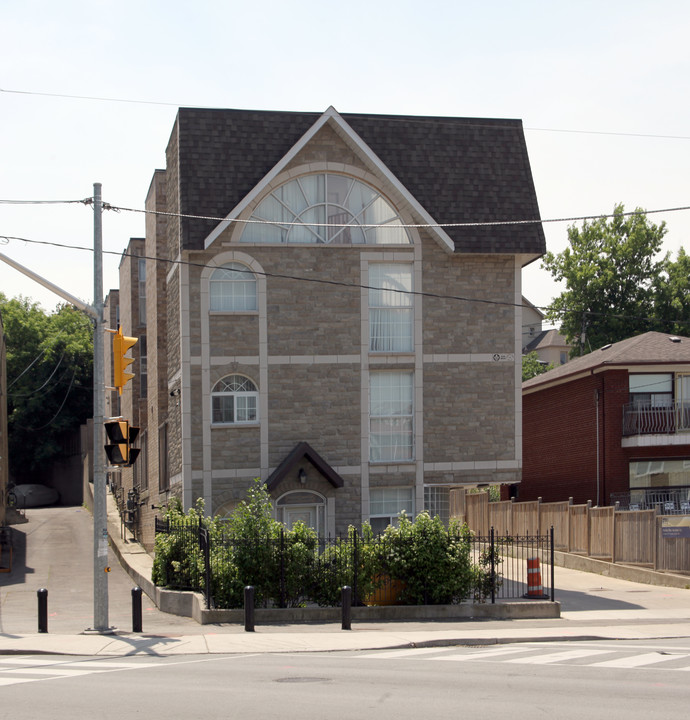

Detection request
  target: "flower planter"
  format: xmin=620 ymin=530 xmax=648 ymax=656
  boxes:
xmin=364 ymin=576 xmax=406 ymax=606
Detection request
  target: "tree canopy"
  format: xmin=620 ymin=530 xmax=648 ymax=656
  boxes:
xmin=543 ymin=204 xmax=689 ymax=354
xmin=0 ymin=294 xmax=93 ymax=480
xmin=522 ymin=351 xmax=553 ymax=382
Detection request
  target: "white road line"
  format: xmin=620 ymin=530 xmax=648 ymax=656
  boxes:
xmin=4 ymin=668 xmax=96 ymax=677
xmin=360 ymin=647 xmax=455 ymax=659
xmin=506 ymin=648 xmax=613 ymax=664
xmin=0 ymin=677 xmax=38 ymax=686
xmin=591 ymin=652 xmax=690 ymax=669
xmin=430 ymin=646 xmax=536 ymax=662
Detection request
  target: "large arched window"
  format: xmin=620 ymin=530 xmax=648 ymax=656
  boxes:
xmin=209 ymin=262 xmax=257 ymax=311
xmin=211 ymin=375 xmax=258 ymax=424
xmin=240 ymin=174 xmax=411 ymax=245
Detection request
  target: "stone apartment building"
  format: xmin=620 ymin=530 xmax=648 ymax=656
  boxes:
xmin=113 ymin=106 xmax=545 ymax=548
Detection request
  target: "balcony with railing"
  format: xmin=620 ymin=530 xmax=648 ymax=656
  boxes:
xmin=622 ymin=400 xmax=690 ymax=438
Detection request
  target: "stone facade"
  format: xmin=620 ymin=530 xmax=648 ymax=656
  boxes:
xmin=113 ymin=107 xmax=544 ymax=546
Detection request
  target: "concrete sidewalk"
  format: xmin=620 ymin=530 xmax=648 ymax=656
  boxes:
xmin=1 ymin=505 xmax=689 ymax=657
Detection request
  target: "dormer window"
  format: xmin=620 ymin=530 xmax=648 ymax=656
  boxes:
xmin=240 ymin=174 xmax=411 ymax=245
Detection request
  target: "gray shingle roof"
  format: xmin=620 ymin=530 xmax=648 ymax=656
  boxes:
xmin=172 ymin=107 xmax=545 ymax=256
xmin=523 ymin=331 xmax=690 ymax=391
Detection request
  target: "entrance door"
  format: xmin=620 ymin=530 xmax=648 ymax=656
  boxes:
xmin=285 ymin=507 xmax=316 ymax=530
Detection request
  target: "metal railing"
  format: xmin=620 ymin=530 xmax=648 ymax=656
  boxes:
xmin=611 ymin=489 xmax=690 ymax=515
xmin=622 ymin=400 xmax=690 ymax=436
xmin=153 ymin=519 xmax=555 ymax=609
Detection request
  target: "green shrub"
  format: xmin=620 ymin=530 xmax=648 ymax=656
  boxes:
xmin=152 ymin=482 xmax=502 ymax=608
xmin=377 ymin=512 xmax=474 ymax=604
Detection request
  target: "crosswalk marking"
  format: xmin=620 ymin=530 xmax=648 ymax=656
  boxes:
xmin=590 ymin=652 xmax=690 ymax=669
xmin=0 ymin=657 xmax=160 ymax=687
xmin=357 ymin=645 xmax=690 ymax=672
xmin=362 ymin=647 xmax=459 ymax=660
xmin=429 ymin=646 xmax=536 ymax=662
xmin=505 ymin=648 xmax=612 ymax=664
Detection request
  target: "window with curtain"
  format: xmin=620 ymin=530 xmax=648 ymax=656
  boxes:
xmin=240 ymin=173 xmax=411 ymax=245
xmin=370 ymin=371 xmax=413 ymax=462
xmin=212 ymin=375 xmax=258 ymax=425
xmin=369 ymin=487 xmax=414 ymax=535
xmin=369 ymin=263 xmax=413 ymax=352
xmin=210 ymin=262 xmax=257 ymax=311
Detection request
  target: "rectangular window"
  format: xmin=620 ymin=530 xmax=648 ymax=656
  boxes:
xmin=370 ymin=371 xmax=413 ymax=462
xmin=138 ymin=258 xmax=147 ymax=326
xmin=369 ymin=264 xmax=413 ymax=352
xmin=369 ymin=487 xmax=414 ymax=535
xmin=158 ymin=423 xmax=169 ymax=492
xmin=424 ymin=486 xmax=450 ymax=525
xmin=139 ymin=335 xmax=147 ymax=399
xmin=139 ymin=431 xmax=148 ymax=491
xmin=629 ymin=373 xmax=673 ymax=406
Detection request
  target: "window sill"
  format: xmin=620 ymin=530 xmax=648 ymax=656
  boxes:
xmin=211 ymin=422 xmax=260 ymax=429
xmin=209 ymin=310 xmax=259 ymax=316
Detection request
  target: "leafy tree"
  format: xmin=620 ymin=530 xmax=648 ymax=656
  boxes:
xmin=0 ymin=293 xmax=93 ymax=480
xmin=542 ymin=204 xmax=669 ymax=354
xmin=653 ymin=247 xmax=690 ymax=337
xmin=522 ymin=351 xmax=553 ymax=381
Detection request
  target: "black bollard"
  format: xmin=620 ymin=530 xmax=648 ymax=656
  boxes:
xmin=244 ymin=585 xmax=255 ymax=632
xmin=341 ymin=586 xmax=352 ymax=630
xmin=131 ymin=586 xmax=143 ymax=633
xmin=37 ymin=588 xmax=48 ymax=633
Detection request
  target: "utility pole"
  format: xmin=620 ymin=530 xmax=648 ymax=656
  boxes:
xmin=0 ymin=183 xmax=111 ymax=633
xmin=91 ymin=182 xmax=110 ymax=633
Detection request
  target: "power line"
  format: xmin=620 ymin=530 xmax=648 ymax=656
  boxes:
xmin=104 ymin=201 xmax=690 ymax=229
xmin=3 ymin=87 xmax=690 ymax=141
xmin=2 ymin=232 xmax=690 ymax=330
xmin=1 ymin=196 xmax=689 ymax=229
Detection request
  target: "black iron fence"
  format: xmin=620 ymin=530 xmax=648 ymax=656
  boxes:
xmin=154 ymin=518 xmax=555 ymax=610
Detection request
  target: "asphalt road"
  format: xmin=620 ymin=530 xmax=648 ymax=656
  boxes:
xmin=1 ymin=639 xmax=689 ymax=718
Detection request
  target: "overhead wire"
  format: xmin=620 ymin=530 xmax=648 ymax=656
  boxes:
xmin=2 ymin=230 xmax=689 ymax=331
xmin=3 ymin=87 xmax=690 ymax=141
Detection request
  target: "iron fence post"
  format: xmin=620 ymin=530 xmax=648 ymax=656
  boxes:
xmin=280 ymin=528 xmax=286 ymax=609
xmin=550 ymin=525 xmax=555 ymax=602
xmin=199 ymin=525 xmax=211 ymax=610
xmin=352 ymin=532 xmax=359 ymax=605
xmin=490 ymin=526 xmax=495 ymax=604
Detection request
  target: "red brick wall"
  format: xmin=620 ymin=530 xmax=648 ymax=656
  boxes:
xmin=522 ymin=368 xmax=690 ymax=505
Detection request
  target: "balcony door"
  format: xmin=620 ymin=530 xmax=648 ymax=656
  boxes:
xmin=678 ymin=375 xmax=690 ymax=431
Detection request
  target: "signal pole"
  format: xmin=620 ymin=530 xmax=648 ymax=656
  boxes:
xmin=0 ymin=183 xmax=111 ymax=632
xmin=91 ymin=182 xmax=111 ymax=633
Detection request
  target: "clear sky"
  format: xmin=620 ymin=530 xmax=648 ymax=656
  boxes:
xmin=2 ymin=0 xmax=688 ymax=326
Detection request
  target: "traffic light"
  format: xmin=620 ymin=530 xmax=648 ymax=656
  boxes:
xmin=104 ymin=420 xmax=140 ymax=467
xmin=113 ymin=328 xmax=137 ymax=395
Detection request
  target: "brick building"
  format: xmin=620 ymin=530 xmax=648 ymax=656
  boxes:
xmin=522 ymin=332 xmax=690 ymax=507
xmin=114 ymin=106 xmax=545 ymax=548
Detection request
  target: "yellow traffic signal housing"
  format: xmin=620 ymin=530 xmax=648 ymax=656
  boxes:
xmin=104 ymin=420 xmax=140 ymax=467
xmin=113 ymin=328 xmax=137 ymax=395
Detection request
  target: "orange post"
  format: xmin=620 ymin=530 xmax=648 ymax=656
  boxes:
xmin=526 ymin=557 xmax=543 ymax=597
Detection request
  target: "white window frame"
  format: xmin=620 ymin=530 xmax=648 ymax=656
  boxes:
xmin=210 ymin=262 xmax=258 ymax=312
xmin=369 ymin=371 xmax=414 ymax=462
xmin=368 ymin=263 xmax=413 ymax=353
xmin=240 ymin=173 xmax=411 ymax=245
xmin=211 ymin=374 xmax=259 ymax=425
xmin=369 ymin=487 xmax=414 ymax=535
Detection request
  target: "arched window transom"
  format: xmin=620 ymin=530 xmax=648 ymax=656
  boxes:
xmin=210 ymin=262 xmax=257 ymax=311
xmin=212 ymin=375 xmax=258 ymax=424
xmin=240 ymin=174 xmax=411 ymax=245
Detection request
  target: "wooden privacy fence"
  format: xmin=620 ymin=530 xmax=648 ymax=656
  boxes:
xmin=450 ymin=489 xmax=690 ymax=574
